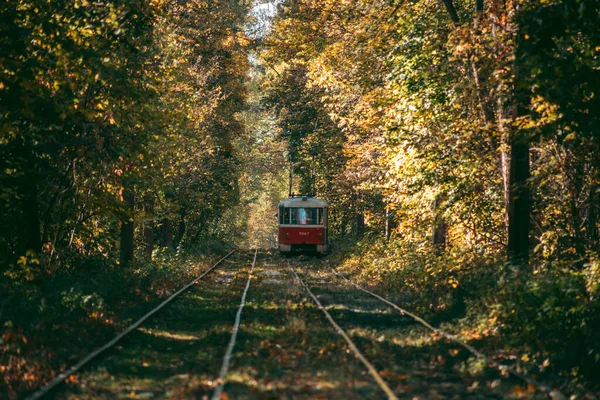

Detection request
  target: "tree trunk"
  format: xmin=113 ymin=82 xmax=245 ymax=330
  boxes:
xmin=16 ymin=147 xmax=41 ymax=255
xmin=355 ymin=191 xmax=364 ymax=239
xmin=175 ymin=206 xmax=186 ymax=247
xmin=160 ymin=219 xmax=174 ymax=248
xmin=476 ymin=0 xmax=484 ymax=13
xmin=440 ymin=0 xmax=460 ymax=25
xmin=588 ymin=154 xmax=600 ymax=253
xmin=385 ymin=200 xmax=396 ymax=241
xmin=589 ymin=182 xmax=600 ymax=254
xmin=505 ymin=0 xmax=531 ymax=267
xmin=22 ymin=172 xmax=41 ymax=254
xmin=143 ymin=196 xmax=154 ymax=257
xmin=567 ymin=154 xmax=586 ymax=265
xmin=507 ymin=135 xmax=530 ymax=265
xmin=432 ymin=196 xmax=448 ymax=254
xmin=119 ymin=187 xmax=135 ymax=267
xmin=500 ymin=149 xmax=511 ymax=232
xmin=496 ymin=93 xmax=512 ymax=238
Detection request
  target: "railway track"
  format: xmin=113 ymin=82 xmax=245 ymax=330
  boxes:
xmin=320 ymin=260 xmax=566 ymax=400
xmin=286 ymin=258 xmax=399 ymax=400
xmin=27 ymin=249 xmax=564 ymax=399
xmin=34 ymin=251 xmax=383 ymax=399
xmin=27 ymin=250 xmax=254 ymax=399
xmin=211 ymin=249 xmax=257 ymax=400
xmin=287 ymin=256 xmax=565 ymax=400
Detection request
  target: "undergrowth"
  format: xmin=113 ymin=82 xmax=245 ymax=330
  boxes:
xmin=0 ymin=245 xmax=229 ymax=399
xmin=330 ymin=234 xmax=600 ymax=394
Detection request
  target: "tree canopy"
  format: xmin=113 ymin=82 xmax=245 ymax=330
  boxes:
xmin=2 ymin=0 xmax=600 ymax=395
xmin=0 ymin=0 xmax=252 ymax=269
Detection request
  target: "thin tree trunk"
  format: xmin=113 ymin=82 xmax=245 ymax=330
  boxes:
xmin=385 ymin=199 xmax=395 ymax=241
xmin=440 ymin=0 xmax=461 ymax=25
xmin=385 ymin=206 xmax=390 ymax=241
xmin=175 ymin=206 xmax=186 ymax=247
xmin=68 ymin=188 xmax=93 ymax=248
xmin=47 ymin=197 xmax=76 ymax=266
xmin=355 ymin=191 xmax=364 ymax=239
xmin=588 ymin=151 xmax=600 ymax=253
xmin=476 ymin=0 xmax=484 ymax=13
xmin=566 ymin=153 xmax=586 ymax=265
xmin=40 ymin=161 xmax=74 ymax=246
xmin=500 ymin=139 xmax=511 ymax=236
xmin=160 ymin=219 xmax=174 ymax=248
xmin=22 ymin=153 xmax=41 ymax=254
xmin=68 ymin=209 xmax=84 ymax=248
xmin=119 ymin=187 xmax=135 ymax=267
xmin=432 ymin=196 xmax=448 ymax=254
xmin=589 ymin=180 xmax=600 ymax=253
xmin=143 ymin=196 xmax=154 ymax=257
xmin=507 ymin=134 xmax=530 ymax=265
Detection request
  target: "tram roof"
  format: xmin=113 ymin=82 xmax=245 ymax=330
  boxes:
xmin=278 ymin=196 xmax=328 ymax=208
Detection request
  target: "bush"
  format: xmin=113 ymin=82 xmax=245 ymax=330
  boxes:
xmin=333 ymin=235 xmax=600 ymax=387
xmin=493 ymin=264 xmax=600 ymax=381
xmin=333 ymin=233 xmax=498 ymax=319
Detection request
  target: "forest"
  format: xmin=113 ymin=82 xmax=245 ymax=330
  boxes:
xmin=1 ymin=0 xmax=599 ymax=398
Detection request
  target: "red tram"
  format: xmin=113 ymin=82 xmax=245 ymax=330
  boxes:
xmin=278 ymin=196 xmax=328 ymax=256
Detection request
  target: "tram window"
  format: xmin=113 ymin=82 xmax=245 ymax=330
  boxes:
xmin=279 ymin=206 xmax=291 ymax=224
xmin=290 ymin=208 xmax=299 ymax=224
xmin=280 ymin=207 xmax=290 ymax=224
xmin=290 ymin=208 xmax=323 ymax=225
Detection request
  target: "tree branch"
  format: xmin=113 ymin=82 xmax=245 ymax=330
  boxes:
xmin=476 ymin=0 xmax=484 ymax=13
xmin=440 ymin=0 xmax=461 ymax=25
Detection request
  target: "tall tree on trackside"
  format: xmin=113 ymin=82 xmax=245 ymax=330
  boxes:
xmin=438 ymin=0 xmax=530 ymax=265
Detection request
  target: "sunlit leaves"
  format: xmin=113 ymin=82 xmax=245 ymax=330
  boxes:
xmin=0 ymin=0 xmax=252 ymax=266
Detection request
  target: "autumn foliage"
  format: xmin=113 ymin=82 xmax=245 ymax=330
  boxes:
xmin=1 ymin=0 xmax=600 ymax=396
xmin=261 ymin=0 xmax=600 ymax=388
xmin=1 ymin=0 xmax=251 ymax=396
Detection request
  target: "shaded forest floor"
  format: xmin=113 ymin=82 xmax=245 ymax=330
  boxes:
xmin=0 ymin=250 xmax=226 ymax=398
xmin=2 ymin=246 xmax=599 ymax=399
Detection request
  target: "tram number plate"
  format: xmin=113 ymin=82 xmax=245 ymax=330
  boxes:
xmin=298 ymin=232 xmax=310 ymax=236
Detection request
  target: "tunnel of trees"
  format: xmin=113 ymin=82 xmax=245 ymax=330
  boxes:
xmin=1 ymin=0 xmax=599 ymax=396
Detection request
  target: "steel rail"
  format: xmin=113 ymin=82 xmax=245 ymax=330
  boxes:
xmin=322 ymin=261 xmax=567 ymax=400
xmin=27 ymin=250 xmax=236 ymax=400
xmin=211 ymin=249 xmax=258 ymax=400
xmin=286 ymin=259 xmax=399 ymax=400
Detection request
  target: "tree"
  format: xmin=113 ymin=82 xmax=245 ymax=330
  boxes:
xmin=0 ymin=0 xmax=252 ymax=270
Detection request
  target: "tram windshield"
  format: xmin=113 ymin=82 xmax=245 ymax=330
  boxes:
xmin=279 ymin=207 xmax=324 ymax=225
